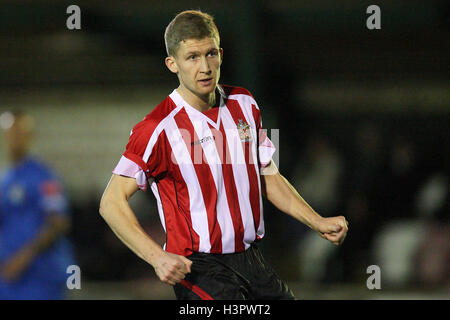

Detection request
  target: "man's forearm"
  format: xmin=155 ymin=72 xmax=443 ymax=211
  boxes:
xmin=262 ymin=167 xmax=322 ymax=230
xmin=99 ymin=197 xmax=164 ymax=266
xmin=262 ymin=162 xmax=349 ymax=245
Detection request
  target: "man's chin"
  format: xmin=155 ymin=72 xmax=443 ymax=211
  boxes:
xmin=197 ymin=84 xmax=216 ymax=96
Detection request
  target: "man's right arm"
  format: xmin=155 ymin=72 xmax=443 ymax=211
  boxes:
xmin=99 ymin=174 xmax=192 ymax=285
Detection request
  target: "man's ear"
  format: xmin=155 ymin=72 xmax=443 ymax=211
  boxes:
xmin=219 ymin=48 xmax=224 ymax=65
xmin=165 ymin=56 xmax=178 ymax=74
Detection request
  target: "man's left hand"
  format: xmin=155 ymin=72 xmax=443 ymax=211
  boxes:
xmin=314 ymin=216 xmax=349 ymax=246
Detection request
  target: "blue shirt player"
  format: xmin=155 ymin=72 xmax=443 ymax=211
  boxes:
xmin=0 ymin=110 xmax=74 ymax=300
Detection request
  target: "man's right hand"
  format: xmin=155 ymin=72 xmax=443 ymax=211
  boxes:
xmin=153 ymin=252 xmax=193 ymax=286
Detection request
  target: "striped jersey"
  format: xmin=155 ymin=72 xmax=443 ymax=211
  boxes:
xmin=112 ymin=84 xmax=276 ymax=256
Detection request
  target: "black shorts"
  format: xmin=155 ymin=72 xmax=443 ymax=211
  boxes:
xmin=173 ymin=244 xmax=295 ymax=300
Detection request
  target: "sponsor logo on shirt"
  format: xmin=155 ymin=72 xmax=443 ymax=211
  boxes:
xmin=191 ymin=136 xmax=213 ymax=145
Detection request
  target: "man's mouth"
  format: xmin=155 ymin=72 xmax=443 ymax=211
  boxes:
xmin=198 ymin=78 xmax=213 ymax=86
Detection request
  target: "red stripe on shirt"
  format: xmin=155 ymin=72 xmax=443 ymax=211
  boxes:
xmin=211 ymin=124 xmax=246 ymax=252
xmin=226 ymin=100 xmax=261 ymax=237
xmin=174 ymin=109 xmax=222 ymax=253
xmin=156 ymin=131 xmax=200 ymax=255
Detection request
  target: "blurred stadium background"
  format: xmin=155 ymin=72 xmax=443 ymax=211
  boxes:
xmin=0 ymin=0 xmax=448 ymax=299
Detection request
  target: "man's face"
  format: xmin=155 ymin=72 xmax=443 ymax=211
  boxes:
xmin=2 ymin=114 xmax=33 ymax=160
xmin=166 ymin=37 xmax=222 ymax=100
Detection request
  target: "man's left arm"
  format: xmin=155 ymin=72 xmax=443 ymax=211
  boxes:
xmin=261 ymin=160 xmax=348 ymax=245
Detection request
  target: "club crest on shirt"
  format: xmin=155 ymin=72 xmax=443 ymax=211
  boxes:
xmin=237 ymin=119 xmax=252 ymax=142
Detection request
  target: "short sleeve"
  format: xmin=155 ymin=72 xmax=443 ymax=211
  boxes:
xmin=258 ymin=128 xmax=276 ymax=168
xmin=253 ymin=105 xmax=276 ymax=169
xmin=112 ymin=120 xmax=167 ymax=191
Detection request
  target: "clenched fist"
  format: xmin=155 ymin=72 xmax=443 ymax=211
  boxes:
xmin=314 ymin=216 xmax=349 ymax=246
xmin=153 ymin=252 xmax=193 ymax=286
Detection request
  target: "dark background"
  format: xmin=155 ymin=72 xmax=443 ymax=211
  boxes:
xmin=0 ymin=0 xmax=448 ymax=299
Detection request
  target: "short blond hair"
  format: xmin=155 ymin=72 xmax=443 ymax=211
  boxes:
xmin=164 ymin=10 xmax=220 ymax=57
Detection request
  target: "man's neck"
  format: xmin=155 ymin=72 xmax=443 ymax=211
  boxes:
xmin=9 ymin=152 xmax=28 ymax=166
xmin=177 ymin=86 xmax=218 ymax=112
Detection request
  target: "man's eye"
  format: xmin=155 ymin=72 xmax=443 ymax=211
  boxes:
xmin=189 ymin=55 xmax=197 ymax=60
xmin=208 ymin=51 xmax=218 ymax=57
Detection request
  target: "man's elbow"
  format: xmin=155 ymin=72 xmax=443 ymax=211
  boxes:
xmin=99 ymin=192 xmax=121 ymax=219
xmin=99 ymin=200 xmax=108 ymax=219
xmin=99 ymin=194 xmax=112 ymax=218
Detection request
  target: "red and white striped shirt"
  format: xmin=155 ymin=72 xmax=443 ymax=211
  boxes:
xmin=113 ymin=84 xmax=276 ymax=256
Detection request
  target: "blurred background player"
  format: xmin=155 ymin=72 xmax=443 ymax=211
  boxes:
xmin=0 ymin=110 xmax=75 ymax=300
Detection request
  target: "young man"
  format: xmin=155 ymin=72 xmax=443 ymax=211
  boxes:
xmin=0 ymin=110 xmax=74 ymax=299
xmin=100 ymin=10 xmax=348 ymax=300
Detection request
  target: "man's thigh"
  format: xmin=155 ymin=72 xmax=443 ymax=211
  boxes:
xmin=173 ymin=253 xmax=252 ymax=300
xmin=172 ymin=246 xmax=295 ymax=300
xmin=244 ymin=245 xmax=295 ymax=300
xmin=174 ymin=270 xmax=250 ymax=300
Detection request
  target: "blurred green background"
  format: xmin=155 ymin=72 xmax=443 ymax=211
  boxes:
xmin=0 ymin=0 xmax=448 ymax=299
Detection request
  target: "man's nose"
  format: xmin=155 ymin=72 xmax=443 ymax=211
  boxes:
xmin=199 ymin=56 xmax=211 ymax=74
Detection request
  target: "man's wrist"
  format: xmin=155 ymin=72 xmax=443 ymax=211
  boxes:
xmin=308 ymin=214 xmax=323 ymax=231
xmin=145 ymin=246 xmax=165 ymax=267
